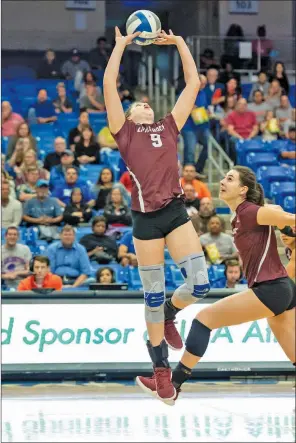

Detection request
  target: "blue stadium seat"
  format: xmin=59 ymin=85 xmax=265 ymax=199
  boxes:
xmin=5 ymin=65 xmax=36 ymax=80
xmin=283 ymin=196 xmax=296 ymax=212
xmin=80 ymin=164 xmax=108 ymax=185
xmin=246 ymin=152 xmax=278 ymax=172
xmin=289 ymin=84 xmax=295 ymax=107
xmin=270 ymin=181 xmax=296 ymax=206
xmin=1 ymin=136 xmax=9 ymax=154
xmin=241 ymin=83 xmax=252 ymax=100
xmin=90 ymin=263 xmax=128 ymax=282
xmin=170 ymin=267 xmax=184 ymax=288
xmin=257 ymin=166 xmax=295 ymax=199
xmin=208 ymin=265 xmax=226 ymax=285
xmin=236 ymin=139 xmax=267 ymax=165
xmin=128 ymin=267 xmax=143 ymax=289
xmin=21 ymin=227 xmax=39 ymax=246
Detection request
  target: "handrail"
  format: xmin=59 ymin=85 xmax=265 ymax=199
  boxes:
xmin=207 ymin=134 xmax=234 ymax=185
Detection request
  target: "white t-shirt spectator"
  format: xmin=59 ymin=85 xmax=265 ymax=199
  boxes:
xmin=1 ymin=243 xmax=32 ymax=289
xmin=2 ymin=199 xmax=22 ymax=228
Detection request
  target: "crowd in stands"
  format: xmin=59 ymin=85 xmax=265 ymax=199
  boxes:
xmin=1 ymin=32 xmax=295 ymax=292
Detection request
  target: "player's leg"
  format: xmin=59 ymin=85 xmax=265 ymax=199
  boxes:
xmin=267 ymin=309 xmax=296 ymax=363
xmin=164 ymin=220 xmax=210 ymax=349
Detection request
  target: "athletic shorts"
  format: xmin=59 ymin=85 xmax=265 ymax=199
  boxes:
xmin=252 ymin=277 xmax=296 ymax=316
xmin=132 ymin=198 xmax=190 ymax=241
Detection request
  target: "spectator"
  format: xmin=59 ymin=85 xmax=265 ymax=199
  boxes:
xmin=74 ymin=126 xmax=101 ymax=165
xmin=1 ymin=101 xmax=24 ymax=137
xmin=223 ymin=24 xmax=245 ymax=69
xmin=224 ymin=259 xmax=244 ymax=289
xmin=23 ymin=180 xmax=62 ymax=241
xmin=53 ymin=82 xmax=73 ymax=114
xmin=18 ymin=255 xmax=63 ymax=291
xmin=280 ymin=126 xmax=296 ymax=165
xmin=94 ymin=167 xmax=114 ymax=210
xmin=119 ymin=170 xmax=132 ymax=194
xmin=14 ymin=149 xmax=49 ymax=186
xmin=180 ymin=164 xmax=211 ymax=200
xmin=275 ymin=95 xmax=293 ymax=132
xmin=198 ymin=197 xmax=216 ymax=234
xmin=49 ymin=150 xmax=76 ymax=189
xmin=224 ymin=78 xmax=242 ymax=102
xmin=283 ymin=109 xmax=296 ymax=137
xmin=6 ymin=122 xmax=37 ymax=161
xmin=183 ymin=183 xmax=200 ymax=216
xmin=31 ymin=89 xmax=57 ymax=124
xmin=218 ymin=61 xmax=241 ymax=86
xmin=43 ymin=136 xmax=67 ymax=171
xmin=96 ymin=267 xmax=116 ymax=284
xmin=63 ymin=188 xmax=93 ymax=226
xmin=217 ymin=96 xmax=237 ymax=131
xmin=17 ymin=166 xmax=39 ymax=202
xmin=248 ymin=71 xmax=270 ymax=101
xmin=200 ymin=49 xmax=219 ymax=70
xmin=251 ymin=26 xmax=273 ymax=71
xmin=248 ymin=90 xmax=271 ymax=124
xmin=190 ymin=213 xmax=201 ymax=236
xmin=47 ymin=225 xmax=92 ymax=288
xmin=79 ymin=83 xmax=105 ymax=113
xmin=68 ymin=110 xmax=89 ymax=149
xmin=103 ymin=188 xmax=132 ymax=227
xmin=37 ymin=49 xmax=61 ymax=79
xmin=52 ymin=166 xmax=95 ymax=208
xmin=118 ymin=230 xmax=137 ymax=267
xmin=8 ymin=138 xmax=35 ymax=169
xmin=98 ymin=123 xmax=118 ymax=150
xmin=266 ymin=79 xmax=282 ymax=110
xmin=89 ymin=36 xmax=110 ymax=70
xmin=2 ymin=161 xmax=16 ymax=200
xmin=75 ymin=71 xmax=102 ymax=99
xmin=200 ymin=215 xmax=238 ymax=264
xmin=80 ymin=216 xmax=118 ymax=264
xmin=1 ymin=226 xmax=32 ymax=290
xmin=260 ymin=110 xmax=280 ymax=141
xmin=270 ymin=61 xmax=290 ymax=95
xmin=182 ymin=75 xmax=210 ymax=174
xmin=204 ymin=67 xmax=225 ymax=107
xmin=117 ymin=74 xmax=135 ymax=104
xmin=61 ymin=48 xmax=90 ymax=80
xmin=2 ymin=181 xmax=22 ymax=228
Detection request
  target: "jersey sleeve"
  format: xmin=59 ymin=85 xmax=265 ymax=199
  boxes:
xmin=165 ymin=113 xmax=180 ymax=137
xmin=111 ymin=119 xmax=135 ymax=158
xmin=241 ymin=204 xmax=260 ymax=230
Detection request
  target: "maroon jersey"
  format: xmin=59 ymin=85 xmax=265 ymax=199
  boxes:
xmin=231 ymin=200 xmax=287 ymax=287
xmin=112 ymin=114 xmax=183 ymax=212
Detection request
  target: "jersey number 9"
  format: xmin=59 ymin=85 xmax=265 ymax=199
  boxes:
xmin=150 ymin=134 xmax=163 ymax=148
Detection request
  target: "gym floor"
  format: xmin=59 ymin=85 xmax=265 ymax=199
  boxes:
xmin=2 ymin=380 xmax=295 ymax=442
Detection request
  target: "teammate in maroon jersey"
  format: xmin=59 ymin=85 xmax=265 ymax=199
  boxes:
xmin=103 ymin=27 xmax=210 ymax=404
xmin=138 ymin=166 xmax=296 ymax=404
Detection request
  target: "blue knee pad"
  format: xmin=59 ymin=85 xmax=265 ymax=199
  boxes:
xmin=185 ymin=318 xmax=211 ymax=357
xmin=175 ymin=253 xmax=210 ymax=302
xmin=139 ymin=264 xmax=165 ymax=323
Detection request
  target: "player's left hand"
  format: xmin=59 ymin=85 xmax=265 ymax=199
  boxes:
xmin=115 ymin=26 xmax=141 ymax=46
xmin=153 ymin=30 xmax=181 ymax=45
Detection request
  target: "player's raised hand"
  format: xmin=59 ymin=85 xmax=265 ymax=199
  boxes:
xmin=115 ymin=26 xmax=141 ymax=46
xmin=153 ymin=30 xmax=181 ymax=45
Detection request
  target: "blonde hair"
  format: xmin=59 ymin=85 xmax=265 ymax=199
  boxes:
xmin=124 ymin=102 xmax=142 ymax=119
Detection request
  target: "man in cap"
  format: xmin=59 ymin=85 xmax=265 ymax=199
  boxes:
xmin=61 ymin=48 xmax=90 ymax=80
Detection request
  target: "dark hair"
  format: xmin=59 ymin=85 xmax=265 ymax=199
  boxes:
xmin=257 ymin=25 xmax=266 ymax=38
xmin=258 ymin=69 xmax=267 ymax=76
xmin=233 ymin=166 xmax=265 ymax=206
xmin=92 ymin=215 xmax=107 ymax=228
xmin=97 ymin=167 xmax=114 ymax=185
xmin=96 ymin=266 xmax=115 ymax=283
xmin=5 ymin=226 xmax=19 ymax=236
xmin=33 ymin=255 xmax=50 ymax=266
xmin=208 ymin=214 xmax=225 ymax=231
xmin=225 ymin=259 xmax=240 ymax=268
xmin=66 ymin=165 xmax=79 ymax=174
xmin=226 ymin=24 xmax=244 ymax=38
xmin=253 ymin=89 xmax=264 ymax=98
xmin=274 ymin=61 xmax=286 ymax=73
xmin=70 ymin=187 xmax=83 ymax=204
xmin=81 ymin=125 xmax=96 ymax=144
xmin=83 ymin=71 xmax=97 ymax=84
xmin=97 ymin=36 xmax=107 ymax=44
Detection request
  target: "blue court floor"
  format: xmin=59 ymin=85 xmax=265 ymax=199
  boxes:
xmin=2 ymin=381 xmax=295 ymax=442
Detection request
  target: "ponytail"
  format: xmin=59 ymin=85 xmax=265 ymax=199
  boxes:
xmin=247 ymin=182 xmax=264 ymax=206
xmin=233 ymin=166 xmax=265 ymax=206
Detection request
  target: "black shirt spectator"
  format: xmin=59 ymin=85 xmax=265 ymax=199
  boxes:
xmin=43 ymin=137 xmax=67 ymax=171
xmin=53 ymin=83 xmax=73 ymax=114
xmin=218 ymin=62 xmax=241 ymax=85
xmin=74 ymin=126 xmax=101 ymax=165
xmin=68 ymin=111 xmax=89 ymax=149
xmin=270 ymin=61 xmax=290 ymax=95
xmin=103 ymin=188 xmax=132 ymax=227
xmin=38 ymin=49 xmax=61 ymax=79
xmin=94 ymin=167 xmax=114 ymax=210
xmin=79 ymin=216 xmax=117 ymax=264
xmin=89 ymin=37 xmax=110 ymax=70
xmin=63 ymin=188 xmax=93 ymax=226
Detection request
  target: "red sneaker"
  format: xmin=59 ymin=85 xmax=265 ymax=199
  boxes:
xmin=154 ymin=367 xmax=176 ymax=405
xmin=136 ymin=372 xmax=181 ymax=405
xmin=164 ymin=320 xmax=183 ymax=350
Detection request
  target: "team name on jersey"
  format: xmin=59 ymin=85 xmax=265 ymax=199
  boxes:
xmin=137 ymin=124 xmax=165 ymax=133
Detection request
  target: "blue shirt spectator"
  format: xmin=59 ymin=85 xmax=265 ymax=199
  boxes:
xmin=204 ymin=67 xmax=225 ymax=106
xmin=51 ymin=166 xmax=94 ymax=207
xmin=118 ymin=230 xmax=137 ymax=267
xmin=182 ymin=88 xmax=210 ymax=132
xmin=32 ymin=90 xmax=57 ymax=123
xmin=23 ymin=186 xmax=62 ymax=221
xmin=119 ymin=231 xmax=135 ymax=254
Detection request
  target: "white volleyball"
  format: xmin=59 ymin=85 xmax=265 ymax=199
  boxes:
xmin=126 ymin=10 xmax=161 ymax=46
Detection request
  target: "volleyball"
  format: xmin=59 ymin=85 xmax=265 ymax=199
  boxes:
xmin=126 ymin=10 xmax=161 ymax=46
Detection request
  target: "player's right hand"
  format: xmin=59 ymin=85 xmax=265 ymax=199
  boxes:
xmin=115 ymin=26 xmax=141 ymax=46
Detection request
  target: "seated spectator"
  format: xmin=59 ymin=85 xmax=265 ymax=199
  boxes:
xmin=200 ymin=49 xmax=219 ymax=70
xmin=117 ymin=74 xmax=135 ymax=104
xmin=17 ymin=166 xmax=39 ymax=202
xmin=180 ymin=164 xmax=211 ymax=200
xmin=275 ymin=94 xmax=293 ymax=133
xmin=53 ymin=82 xmax=73 ymax=114
xmin=270 ymin=61 xmax=289 ymax=95
xmin=200 ymin=215 xmax=238 ymax=264
xmin=94 ymin=167 xmax=114 ymax=210
xmin=224 ymin=259 xmax=246 ymax=289
xmin=226 ymin=98 xmax=258 ymax=145
xmin=218 ymin=61 xmax=241 ymax=86
xmin=23 ymin=180 xmax=62 ymax=241
xmin=79 ymin=83 xmax=105 ymax=113
xmin=6 ymin=122 xmax=37 ymax=161
xmin=96 ymin=267 xmax=116 ymax=284
xmin=2 ymin=181 xmax=22 ymax=228
xmin=89 ymin=36 xmax=110 ymax=70
xmin=119 ymin=170 xmax=132 ymax=194
xmin=183 ymin=183 xmax=200 ymax=216
xmin=103 ymin=188 xmax=132 ymax=227
xmin=63 ymin=188 xmax=93 ymax=226
xmin=8 ymin=137 xmax=36 ymax=169
xmin=280 ymin=227 xmax=296 ymax=281
xmin=75 ymin=71 xmax=101 ymax=99
xmin=17 ymin=255 xmax=62 ymax=291
xmin=260 ymin=110 xmax=280 ymax=141
xmin=266 ymin=79 xmax=282 ymax=110
xmin=74 ymin=126 xmax=101 ymax=165
xmin=98 ymin=123 xmax=118 ymax=150
xmin=283 ymin=108 xmax=296 ymax=137
xmin=68 ymin=110 xmax=89 ymax=150
xmin=31 ymin=89 xmax=57 ymax=124
xmin=52 ymin=166 xmax=95 ymax=208
xmin=118 ymin=230 xmax=137 ymax=267
xmin=14 ymin=149 xmax=49 ymax=186
xmin=47 ymin=225 xmax=92 ymax=288
xmin=251 ymin=25 xmax=273 ymax=71
xmin=248 ymin=90 xmax=271 ymax=124
xmin=280 ymin=126 xmax=296 ymax=164
xmin=217 ymin=95 xmax=237 ymax=130
xmin=204 ymin=67 xmax=225 ymax=107
xmin=80 ymin=216 xmax=118 ymax=264
xmin=37 ymin=49 xmax=61 ymax=79
xmin=198 ymin=197 xmax=216 ymax=234
xmin=49 ymin=149 xmax=77 ymax=189
xmin=248 ymin=71 xmax=270 ymax=101
xmin=224 ymin=78 xmax=242 ymax=102
xmin=43 ymin=136 xmax=67 ymax=171
xmin=61 ymin=48 xmax=90 ymax=80
xmin=1 ymin=226 xmax=32 ymax=290
xmin=2 ymin=162 xmax=16 ymax=200
xmin=1 ymin=101 xmax=24 ymax=137
xmin=190 ymin=213 xmax=201 ymax=236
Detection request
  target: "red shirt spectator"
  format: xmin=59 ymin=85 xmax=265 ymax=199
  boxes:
xmin=1 ymin=102 xmax=24 ymax=137
xmin=17 ymin=255 xmax=62 ymax=291
xmin=120 ymin=171 xmax=132 ymax=193
xmin=227 ymin=99 xmax=258 ymax=140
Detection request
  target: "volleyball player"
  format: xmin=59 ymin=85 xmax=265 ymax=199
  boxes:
xmin=103 ymin=27 xmax=210 ymax=403
xmin=138 ymin=166 xmax=296 ymax=404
